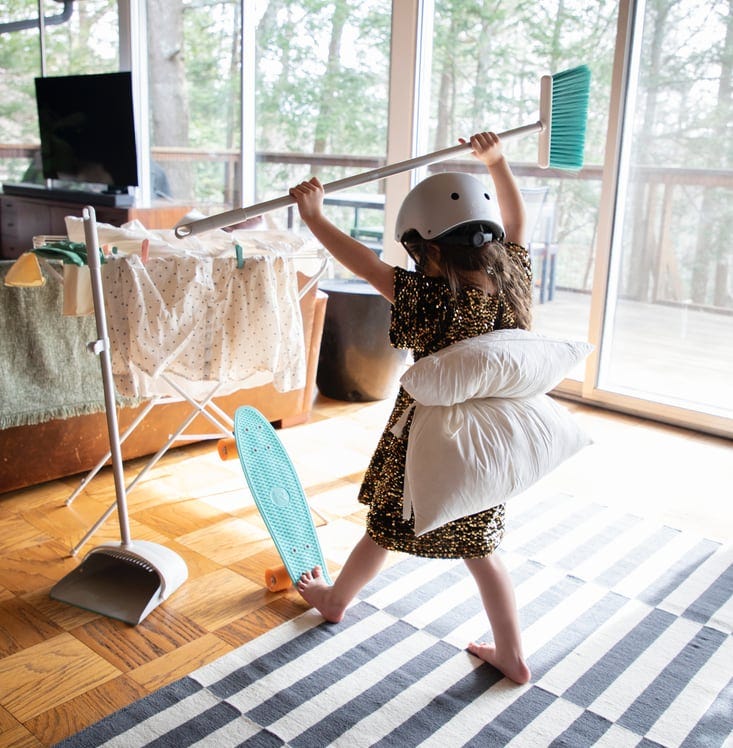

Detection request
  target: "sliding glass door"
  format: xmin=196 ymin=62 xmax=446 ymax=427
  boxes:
xmin=424 ymin=1 xmax=619 ymax=385
xmin=587 ymin=0 xmax=733 ymax=435
xmin=415 ymin=0 xmax=732 ymax=436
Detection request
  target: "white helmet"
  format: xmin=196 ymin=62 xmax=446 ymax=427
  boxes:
xmin=395 ymin=172 xmax=504 ymax=243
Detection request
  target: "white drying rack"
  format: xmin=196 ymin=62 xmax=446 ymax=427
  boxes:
xmin=65 ymin=219 xmax=328 ymax=557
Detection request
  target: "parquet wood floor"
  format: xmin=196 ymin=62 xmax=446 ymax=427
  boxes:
xmin=0 ymin=394 xmax=730 ymax=746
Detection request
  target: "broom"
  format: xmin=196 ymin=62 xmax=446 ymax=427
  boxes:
xmin=175 ymin=65 xmax=590 ymax=238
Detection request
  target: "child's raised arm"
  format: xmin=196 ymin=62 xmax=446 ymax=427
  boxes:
xmin=461 ymin=132 xmax=526 ymax=246
xmin=290 ymin=177 xmax=395 ymax=301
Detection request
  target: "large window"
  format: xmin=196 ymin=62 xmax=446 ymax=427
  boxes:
xmin=145 ymin=0 xmax=391 ymax=276
xmin=424 ymin=1 xmax=618 ymax=358
xmin=596 ymin=0 xmax=733 ymax=422
xmin=252 ymin=0 xmax=391 ymax=252
xmin=1 ymin=0 xmax=731 ymax=436
xmin=145 ymin=1 xmax=248 ymax=206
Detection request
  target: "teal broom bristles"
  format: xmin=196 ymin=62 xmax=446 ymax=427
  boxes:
xmin=549 ymin=64 xmax=591 ymax=171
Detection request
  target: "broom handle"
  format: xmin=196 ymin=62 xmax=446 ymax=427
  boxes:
xmin=83 ymin=207 xmax=134 ymax=548
xmin=174 ymin=121 xmax=543 ymax=238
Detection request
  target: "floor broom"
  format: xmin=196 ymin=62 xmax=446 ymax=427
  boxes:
xmin=175 ymin=65 xmax=590 ymax=239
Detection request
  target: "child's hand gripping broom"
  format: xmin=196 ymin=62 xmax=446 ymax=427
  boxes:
xmin=175 ymin=64 xmax=590 ymax=238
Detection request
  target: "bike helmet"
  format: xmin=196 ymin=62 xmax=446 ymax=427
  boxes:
xmin=395 ymin=172 xmax=504 ymax=244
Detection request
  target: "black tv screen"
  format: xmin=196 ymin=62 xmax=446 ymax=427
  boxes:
xmin=34 ymin=71 xmax=139 ymax=191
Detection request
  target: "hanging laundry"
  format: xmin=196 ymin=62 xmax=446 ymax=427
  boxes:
xmin=102 ymin=253 xmax=305 ymax=399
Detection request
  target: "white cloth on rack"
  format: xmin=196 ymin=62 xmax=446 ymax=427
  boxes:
xmin=64 ymin=217 xmax=311 ymax=399
xmin=102 ymin=254 xmax=305 ymax=399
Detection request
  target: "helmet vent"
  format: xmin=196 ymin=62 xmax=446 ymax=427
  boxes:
xmin=484 ymin=193 xmax=491 ymax=200
xmin=450 ymin=192 xmax=460 ymax=200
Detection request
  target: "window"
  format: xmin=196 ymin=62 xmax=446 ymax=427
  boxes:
xmin=1 ymin=0 xmax=730 ymax=436
xmin=253 ymin=0 xmax=392 ymax=276
xmin=596 ymin=0 xmax=733 ymax=423
xmin=146 ymin=0 xmax=392 ymax=277
xmin=0 ymin=0 xmax=120 ymax=185
xmin=424 ymin=1 xmax=618 ymax=364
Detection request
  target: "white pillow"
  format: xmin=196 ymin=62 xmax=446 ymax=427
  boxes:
xmin=402 ymin=394 xmax=591 ymax=536
xmin=400 ymin=329 xmax=593 ymax=405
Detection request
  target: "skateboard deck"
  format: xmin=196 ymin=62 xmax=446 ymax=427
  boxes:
xmin=233 ymin=406 xmax=331 ymax=590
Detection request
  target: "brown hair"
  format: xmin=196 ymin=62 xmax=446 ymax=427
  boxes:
xmin=402 ymin=226 xmax=532 ymax=330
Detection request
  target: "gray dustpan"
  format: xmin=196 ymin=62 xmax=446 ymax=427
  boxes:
xmin=50 ymin=207 xmax=187 ymax=625
xmin=50 ymin=539 xmax=188 ymax=625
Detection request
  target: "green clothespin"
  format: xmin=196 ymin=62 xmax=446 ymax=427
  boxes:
xmin=32 ymin=239 xmax=106 ymax=265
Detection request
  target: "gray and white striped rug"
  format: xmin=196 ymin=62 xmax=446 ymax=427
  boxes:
xmin=57 ymin=493 xmax=732 ymax=747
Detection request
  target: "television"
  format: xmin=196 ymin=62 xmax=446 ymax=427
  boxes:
xmin=34 ymin=71 xmax=139 ymax=194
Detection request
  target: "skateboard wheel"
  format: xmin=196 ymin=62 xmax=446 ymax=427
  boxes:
xmin=217 ymin=438 xmax=238 ymax=461
xmin=265 ymin=565 xmax=291 ymax=592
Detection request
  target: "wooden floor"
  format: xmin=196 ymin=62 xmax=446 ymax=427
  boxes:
xmin=0 ymin=394 xmax=731 ymax=747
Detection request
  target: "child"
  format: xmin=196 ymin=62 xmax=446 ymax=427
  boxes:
xmin=289 ymin=131 xmax=532 ymax=685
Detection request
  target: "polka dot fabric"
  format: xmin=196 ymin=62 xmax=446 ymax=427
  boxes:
xmin=102 ymin=254 xmax=305 ymax=399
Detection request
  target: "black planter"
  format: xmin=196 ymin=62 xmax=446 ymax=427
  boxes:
xmin=317 ymin=279 xmax=408 ymax=402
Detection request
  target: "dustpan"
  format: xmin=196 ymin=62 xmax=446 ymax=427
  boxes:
xmin=50 ymin=207 xmax=188 ymax=625
xmin=50 ymin=540 xmax=188 ymax=625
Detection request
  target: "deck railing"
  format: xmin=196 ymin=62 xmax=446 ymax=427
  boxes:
xmin=3 ymin=144 xmax=731 ymax=310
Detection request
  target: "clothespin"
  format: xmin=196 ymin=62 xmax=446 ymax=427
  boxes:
xmin=141 ymin=238 xmax=150 ymax=265
xmin=235 ymin=243 xmax=244 ymax=269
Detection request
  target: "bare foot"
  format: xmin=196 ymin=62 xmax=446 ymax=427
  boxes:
xmin=296 ymin=566 xmax=346 ymax=623
xmin=467 ymin=641 xmax=532 ymax=685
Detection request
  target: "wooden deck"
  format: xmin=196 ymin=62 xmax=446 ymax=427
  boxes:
xmin=532 ymin=289 xmax=733 ymax=419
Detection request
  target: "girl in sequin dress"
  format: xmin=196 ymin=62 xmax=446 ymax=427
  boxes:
xmin=289 ymin=131 xmax=532 ymax=684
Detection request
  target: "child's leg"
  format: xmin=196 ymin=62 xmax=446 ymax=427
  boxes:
xmin=464 ymin=554 xmax=531 ymax=684
xmin=297 ymin=532 xmax=389 ymax=623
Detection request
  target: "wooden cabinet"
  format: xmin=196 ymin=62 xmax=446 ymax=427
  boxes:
xmin=0 ymin=193 xmax=191 ymax=259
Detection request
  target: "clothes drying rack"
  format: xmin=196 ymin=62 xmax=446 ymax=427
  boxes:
xmin=65 ymin=219 xmax=328 ymax=557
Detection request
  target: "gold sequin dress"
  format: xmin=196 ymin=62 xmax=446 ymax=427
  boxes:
xmin=358 ymin=242 xmax=532 ymax=559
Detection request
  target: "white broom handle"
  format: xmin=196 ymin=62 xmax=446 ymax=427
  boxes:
xmin=174 ymin=121 xmax=543 ymax=238
xmin=83 ymin=206 xmax=133 ymax=548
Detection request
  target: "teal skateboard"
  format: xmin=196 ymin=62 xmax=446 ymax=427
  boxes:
xmin=232 ymin=406 xmax=332 ymax=591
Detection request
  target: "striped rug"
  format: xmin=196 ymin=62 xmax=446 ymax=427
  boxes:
xmin=57 ymin=493 xmax=732 ymax=747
